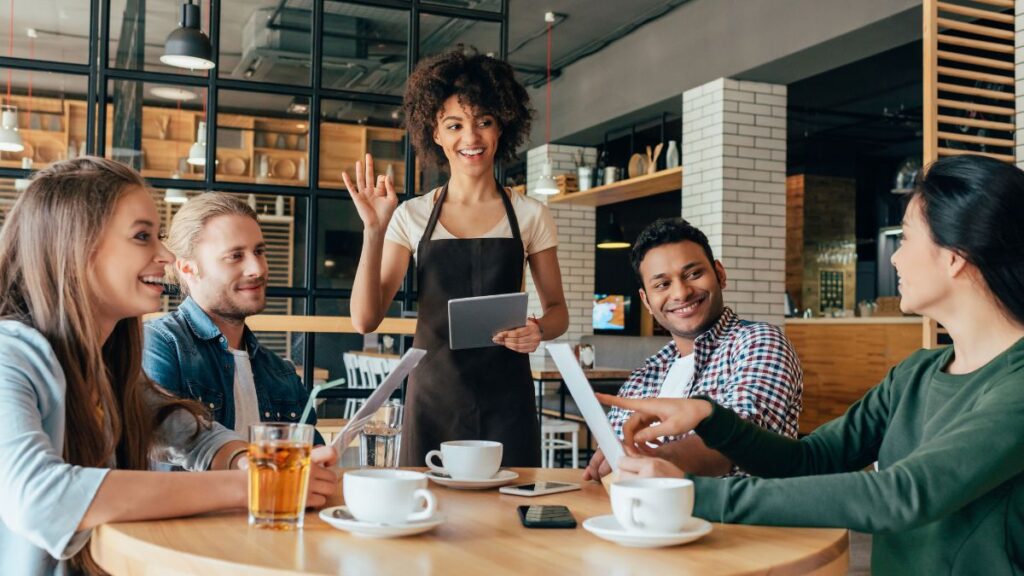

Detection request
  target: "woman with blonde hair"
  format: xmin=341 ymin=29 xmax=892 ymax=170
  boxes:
xmin=0 ymin=157 xmax=336 ymax=575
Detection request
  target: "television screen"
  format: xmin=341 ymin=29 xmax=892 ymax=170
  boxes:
xmin=593 ymin=294 xmax=628 ymax=330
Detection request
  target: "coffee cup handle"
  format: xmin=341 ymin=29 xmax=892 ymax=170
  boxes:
xmin=623 ymin=497 xmax=644 ymax=530
xmin=407 ymin=488 xmax=436 ymax=522
xmin=425 ymin=450 xmax=446 ymax=475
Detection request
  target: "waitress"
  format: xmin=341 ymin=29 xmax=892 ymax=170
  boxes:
xmin=346 ymin=48 xmax=569 ymax=467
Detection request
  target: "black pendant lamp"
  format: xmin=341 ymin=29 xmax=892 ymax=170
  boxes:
xmin=161 ymin=1 xmax=215 ymax=71
xmin=597 ymin=213 xmax=630 ymax=250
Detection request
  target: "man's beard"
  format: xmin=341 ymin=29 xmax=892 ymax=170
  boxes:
xmin=208 ymin=290 xmax=266 ymax=322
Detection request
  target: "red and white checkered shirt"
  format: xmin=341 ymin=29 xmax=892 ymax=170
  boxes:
xmin=608 ymin=307 xmax=802 ymax=471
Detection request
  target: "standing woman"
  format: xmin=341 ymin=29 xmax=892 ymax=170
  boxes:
xmin=347 ymin=48 xmax=569 ymax=467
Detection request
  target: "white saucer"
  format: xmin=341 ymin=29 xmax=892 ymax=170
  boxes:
xmin=425 ymin=469 xmax=519 ymax=490
xmin=582 ymin=515 xmax=712 ymax=548
xmin=319 ymin=506 xmax=444 ymax=538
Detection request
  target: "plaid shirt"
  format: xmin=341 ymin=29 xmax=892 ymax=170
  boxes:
xmin=608 ymin=308 xmax=802 ymax=469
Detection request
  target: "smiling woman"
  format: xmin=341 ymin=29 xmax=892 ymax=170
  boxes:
xmin=346 ymin=47 xmax=569 ymax=469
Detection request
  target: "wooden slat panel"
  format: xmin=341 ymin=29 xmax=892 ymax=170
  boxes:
xmin=937 ymin=17 xmax=1014 ymax=40
xmin=937 ymin=65 xmax=1014 ymax=85
xmin=937 ymin=81 xmax=1014 ymax=101
xmin=937 ymin=33 xmax=1014 ymax=54
xmin=937 ymin=1 xmax=1014 ymax=23
xmin=924 ymin=0 xmax=939 ymax=163
xmin=937 ymin=113 xmax=1015 ymax=131
xmin=964 ymin=0 xmax=1013 ymax=7
xmin=936 ymin=98 xmax=1014 ymax=116
xmin=937 ymin=131 xmax=1014 ymax=147
xmin=936 ymin=49 xmax=1013 ymax=71
xmin=937 ymin=147 xmax=1016 ymax=162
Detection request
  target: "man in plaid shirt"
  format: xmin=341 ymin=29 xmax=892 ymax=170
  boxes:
xmin=584 ymin=218 xmax=802 ymax=479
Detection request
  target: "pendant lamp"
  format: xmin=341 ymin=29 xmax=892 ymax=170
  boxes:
xmin=534 ymin=12 xmax=560 ymax=196
xmin=1 ymin=1 xmax=24 ymax=153
xmin=161 ymin=1 xmax=215 ymax=71
xmin=187 ymin=120 xmax=206 ymax=166
xmin=597 ymin=213 xmax=630 ymax=250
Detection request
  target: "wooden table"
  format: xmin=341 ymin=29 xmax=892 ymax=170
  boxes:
xmin=92 ymin=469 xmax=848 ymax=575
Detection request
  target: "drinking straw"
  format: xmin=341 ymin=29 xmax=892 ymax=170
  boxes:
xmin=300 ymin=377 xmax=346 ymax=425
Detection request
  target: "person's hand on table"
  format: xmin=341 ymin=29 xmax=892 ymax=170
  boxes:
xmin=492 ymin=317 xmax=543 ymax=353
xmin=582 ymin=448 xmax=612 ymax=482
xmin=617 ymin=455 xmax=687 ymax=480
xmin=306 ymin=445 xmax=340 ymax=508
xmin=595 ymin=394 xmax=713 ymax=455
xmin=236 ymin=444 xmax=339 ymax=508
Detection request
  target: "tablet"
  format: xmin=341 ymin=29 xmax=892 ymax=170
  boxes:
xmin=546 ymin=343 xmax=626 ymax=472
xmin=448 ymin=292 xmax=528 ymax=351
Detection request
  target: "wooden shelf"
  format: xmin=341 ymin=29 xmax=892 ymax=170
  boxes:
xmin=548 ymin=167 xmax=682 ymax=207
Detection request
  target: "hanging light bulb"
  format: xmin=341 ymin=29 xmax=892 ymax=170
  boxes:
xmin=1 ymin=0 xmax=23 ymax=153
xmin=187 ymin=120 xmax=206 ymax=166
xmin=161 ymin=0 xmax=215 ymax=71
xmin=164 ymin=171 xmax=188 ymax=204
xmin=533 ymin=12 xmax=561 ymax=197
xmin=597 ymin=213 xmax=630 ymax=250
xmin=0 ymin=105 xmax=23 ymax=153
xmin=534 ymin=160 xmax=559 ymax=196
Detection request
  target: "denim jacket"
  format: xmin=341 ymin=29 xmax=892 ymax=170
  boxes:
xmin=143 ymin=297 xmax=323 ymax=445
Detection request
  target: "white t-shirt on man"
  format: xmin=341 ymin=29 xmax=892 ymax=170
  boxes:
xmin=229 ymin=347 xmax=261 ymax=436
xmin=657 ymin=354 xmax=696 ymax=399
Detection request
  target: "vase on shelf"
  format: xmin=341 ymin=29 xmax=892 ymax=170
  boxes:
xmin=665 ymin=140 xmax=679 ymax=169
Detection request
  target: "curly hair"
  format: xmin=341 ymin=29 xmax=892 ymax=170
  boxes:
xmin=403 ymin=46 xmax=533 ymax=166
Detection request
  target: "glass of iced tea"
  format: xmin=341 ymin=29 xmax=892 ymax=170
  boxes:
xmin=248 ymin=423 xmax=314 ymax=530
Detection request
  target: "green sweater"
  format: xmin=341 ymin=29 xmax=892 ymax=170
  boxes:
xmin=691 ymin=338 xmax=1024 ymax=575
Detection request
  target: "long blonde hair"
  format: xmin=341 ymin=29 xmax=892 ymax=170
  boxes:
xmin=0 ymin=157 xmax=205 ymax=574
xmin=164 ymin=192 xmax=258 ymax=296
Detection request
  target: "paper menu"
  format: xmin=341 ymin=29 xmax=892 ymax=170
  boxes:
xmin=332 ymin=348 xmax=427 ymax=451
xmin=546 ymin=343 xmax=626 ymax=471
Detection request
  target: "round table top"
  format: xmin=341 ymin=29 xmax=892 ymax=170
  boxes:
xmin=92 ymin=468 xmax=849 ymax=576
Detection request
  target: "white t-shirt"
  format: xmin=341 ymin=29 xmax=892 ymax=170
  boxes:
xmin=229 ymin=348 xmax=260 ymax=436
xmin=384 ymin=188 xmax=559 ymax=263
xmin=657 ymin=354 xmax=696 ymax=399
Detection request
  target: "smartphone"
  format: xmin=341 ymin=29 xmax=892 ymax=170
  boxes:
xmin=499 ymin=481 xmax=581 ymax=497
xmin=517 ymin=505 xmax=576 ymax=529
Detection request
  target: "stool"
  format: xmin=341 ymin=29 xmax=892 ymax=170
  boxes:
xmin=541 ymin=416 xmax=580 ymax=468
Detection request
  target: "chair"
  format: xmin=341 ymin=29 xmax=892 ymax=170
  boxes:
xmin=357 ymin=355 xmax=385 ymax=389
xmin=343 ymin=353 xmax=362 ymax=389
xmin=343 ymin=398 xmax=366 ymax=420
xmin=541 ymin=416 xmax=580 ymax=468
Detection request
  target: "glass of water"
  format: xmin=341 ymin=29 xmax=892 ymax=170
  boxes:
xmin=359 ymin=400 xmax=403 ymax=468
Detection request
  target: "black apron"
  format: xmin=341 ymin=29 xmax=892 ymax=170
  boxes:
xmin=400 ymin=182 xmax=541 ymax=467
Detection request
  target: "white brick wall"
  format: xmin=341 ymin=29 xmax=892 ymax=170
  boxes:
xmin=1016 ymin=4 xmax=1024 ymax=167
xmin=525 ymin=144 xmax=598 ymax=356
xmin=682 ymin=78 xmax=786 ymax=326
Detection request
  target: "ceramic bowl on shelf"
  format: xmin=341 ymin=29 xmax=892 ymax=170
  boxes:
xmin=273 ymin=158 xmax=297 ymax=179
xmin=223 ymin=156 xmax=246 ymax=176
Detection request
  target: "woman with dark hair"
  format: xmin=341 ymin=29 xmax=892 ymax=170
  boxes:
xmin=597 ymin=154 xmax=1024 ymax=573
xmin=0 ymin=158 xmax=337 ymax=575
xmin=347 ymin=48 xmax=569 ymax=467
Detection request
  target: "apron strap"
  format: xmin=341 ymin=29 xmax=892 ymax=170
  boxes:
xmin=421 ymin=178 xmax=523 ymax=244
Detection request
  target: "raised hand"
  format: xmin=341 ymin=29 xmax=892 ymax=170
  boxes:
xmin=594 ymin=395 xmax=713 ymax=455
xmin=342 ymin=153 xmax=398 ymax=232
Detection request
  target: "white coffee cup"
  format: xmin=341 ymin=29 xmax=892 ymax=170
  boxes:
xmin=425 ymin=440 xmax=502 ymax=480
xmin=343 ymin=469 xmax=436 ymax=525
xmin=611 ymin=478 xmax=694 ymax=534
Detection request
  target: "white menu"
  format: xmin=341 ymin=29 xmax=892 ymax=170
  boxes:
xmin=546 ymin=343 xmax=626 ymax=471
xmin=332 ymin=348 xmax=427 ymax=451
